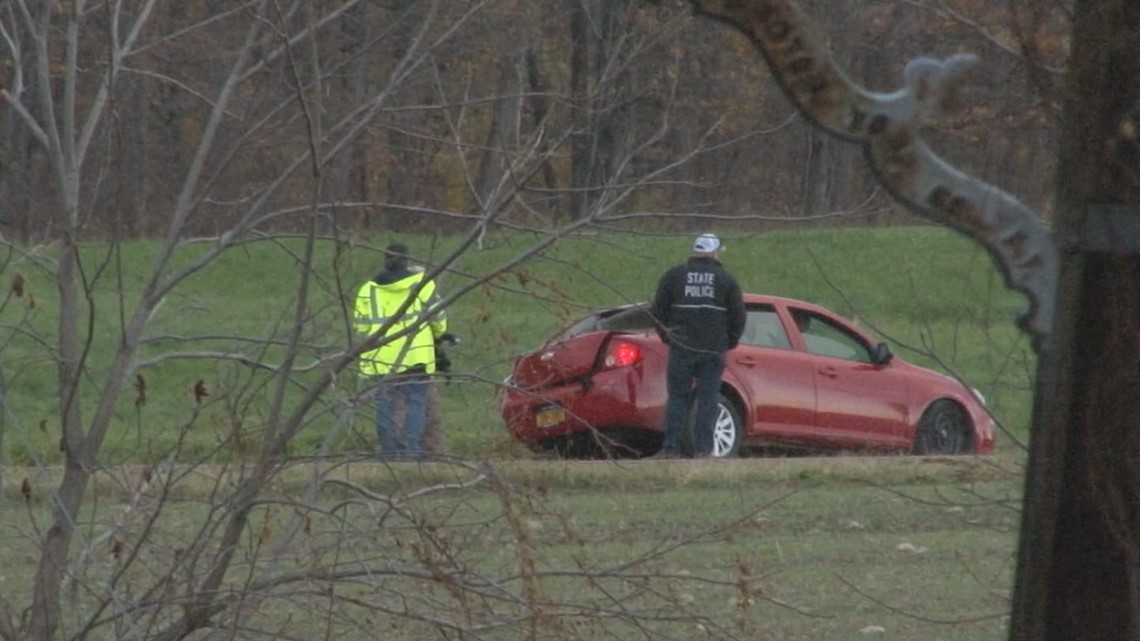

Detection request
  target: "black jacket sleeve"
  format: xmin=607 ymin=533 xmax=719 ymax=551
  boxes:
xmin=650 ymin=268 xmax=674 ymax=344
xmin=724 ymin=274 xmax=746 ymax=349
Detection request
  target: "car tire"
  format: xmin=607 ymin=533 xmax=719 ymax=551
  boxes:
xmin=683 ymin=393 xmax=743 ymax=458
xmin=913 ymin=400 xmax=972 ymax=455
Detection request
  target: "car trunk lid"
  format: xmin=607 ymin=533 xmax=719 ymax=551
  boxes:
xmin=511 ymin=332 xmax=609 ymax=390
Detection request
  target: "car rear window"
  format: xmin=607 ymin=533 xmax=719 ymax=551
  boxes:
xmin=598 ymin=306 xmax=656 ymax=332
xmin=555 ymin=305 xmax=655 ymax=340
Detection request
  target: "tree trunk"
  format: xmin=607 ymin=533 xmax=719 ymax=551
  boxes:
xmin=0 ymin=114 xmax=33 ymax=242
xmin=383 ymin=0 xmax=424 ymax=232
xmin=1010 ymin=1 xmax=1140 ymax=639
xmin=342 ymin=0 xmax=374 ymax=229
xmin=568 ymin=0 xmax=591 ymax=220
xmin=0 ymin=46 xmax=40 ymax=243
xmin=114 ymin=77 xmax=146 ymax=237
xmin=474 ymin=53 xmax=522 ymax=215
xmin=524 ymin=43 xmax=560 ymax=213
xmin=800 ymin=129 xmax=838 ymax=217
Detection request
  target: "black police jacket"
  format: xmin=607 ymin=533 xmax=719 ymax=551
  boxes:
xmin=650 ymin=256 xmax=746 ymax=353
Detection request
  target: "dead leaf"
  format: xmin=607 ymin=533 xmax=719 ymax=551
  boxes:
xmin=193 ymin=380 xmax=209 ymax=404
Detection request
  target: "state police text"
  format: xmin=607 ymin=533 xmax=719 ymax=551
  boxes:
xmin=685 ymin=272 xmax=716 ymax=298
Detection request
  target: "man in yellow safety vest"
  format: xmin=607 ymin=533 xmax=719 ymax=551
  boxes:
xmin=354 ymin=244 xmax=448 ymax=458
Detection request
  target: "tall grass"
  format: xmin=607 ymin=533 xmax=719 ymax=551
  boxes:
xmin=0 ymin=226 xmax=1036 ymax=465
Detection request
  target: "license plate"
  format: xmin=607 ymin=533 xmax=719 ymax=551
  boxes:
xmin=535 ymin=406 xmax=565 ymax=429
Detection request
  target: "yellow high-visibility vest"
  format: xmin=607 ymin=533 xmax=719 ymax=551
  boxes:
xmin=353 ymin=272 xmax=447 ymax=376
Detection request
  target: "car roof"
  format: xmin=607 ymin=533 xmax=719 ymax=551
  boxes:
xmin=743 ymin=293 xmax=806 ymax=307
xmin=593 ymin=294 xmax=832 ymax=316
xmin=752 ymin=292 xmax=847 ymax=314
xmin=575 ymin=293 xmax=879 ymax=350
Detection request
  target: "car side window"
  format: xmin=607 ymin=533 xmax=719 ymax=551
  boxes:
xmin=790 ymin=309 xmax=872 ymax=363
xmin=741 ymin=306 xmax=791 ymax=349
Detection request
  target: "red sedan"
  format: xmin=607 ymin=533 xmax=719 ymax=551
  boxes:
xmin=501 ymin=294 xmax=996 ymax=458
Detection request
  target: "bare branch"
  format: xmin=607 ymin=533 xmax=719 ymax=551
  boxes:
xmin=682 ymin=0 xmax=1058 ymax=352
xmin=835 ymin=573 xmax=1008 ymax=625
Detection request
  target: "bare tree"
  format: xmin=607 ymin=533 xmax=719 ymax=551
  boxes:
xmin=0 ymin=2 xmax=784 ymax=640
xmin=669 ymin=0 xmax=1057 ymax=344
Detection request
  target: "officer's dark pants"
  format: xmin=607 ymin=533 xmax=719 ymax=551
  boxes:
xmin=662 ymin=346 xmax=725 ymax=456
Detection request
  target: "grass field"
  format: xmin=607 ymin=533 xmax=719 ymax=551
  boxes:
xmin=3 ymin=454 xmax=1023 ymax=640
xmin=0 ymin=225 xmax=1037 ymax=465
xmin=1 ymin=225 xmax=1035 ymax=638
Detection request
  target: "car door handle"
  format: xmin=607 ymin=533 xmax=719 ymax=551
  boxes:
xmin=818 ymin=368 xmax=839 ymax=379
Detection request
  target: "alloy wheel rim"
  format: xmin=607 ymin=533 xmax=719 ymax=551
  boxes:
xmin=712 ymin=405 xmax=735 ymax=457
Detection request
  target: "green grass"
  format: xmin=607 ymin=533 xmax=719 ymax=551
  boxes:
xmin=0 ymin=226 xmax=1036 ymax=639
xmin=0 ymin=226 xmax=1037 ymax=465
xmin=1 ymin=455 xmax=1023 ymax=640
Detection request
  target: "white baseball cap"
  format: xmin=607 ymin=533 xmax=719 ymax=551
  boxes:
xmin=693 ymin=233 xmax=722 ymax=253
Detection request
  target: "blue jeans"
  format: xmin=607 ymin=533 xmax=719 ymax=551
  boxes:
xmin=374 ymin=376 xmax=428 ymax=456
xmin=662 ymin=347 xmax=726 ymax=456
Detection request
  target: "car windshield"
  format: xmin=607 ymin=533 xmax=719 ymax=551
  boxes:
xmin=553 ymin=304 xmax=655 ymax=341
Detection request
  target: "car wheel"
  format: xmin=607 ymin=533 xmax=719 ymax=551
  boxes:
xmin=913 ymin=400 xmax=972 ymax=455
xmin=683 ymin=393 xmax=743 ymax=458
xmin=710 ymin=396 xmax=744 ymax=458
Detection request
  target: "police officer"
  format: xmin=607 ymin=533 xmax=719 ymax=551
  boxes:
xmin=650 ymin=233 xmax=746 ymax=458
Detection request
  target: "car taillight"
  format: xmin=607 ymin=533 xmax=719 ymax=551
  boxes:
xmin=603 ymin=340 xmax=642 ymax=369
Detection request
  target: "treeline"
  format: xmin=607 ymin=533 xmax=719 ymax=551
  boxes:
xmin=0 ymin=0 xmax=1066 ymax=242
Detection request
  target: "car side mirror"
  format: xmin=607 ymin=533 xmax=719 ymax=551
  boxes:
xmin=872 ymin=342 xmax=894 ymax=365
